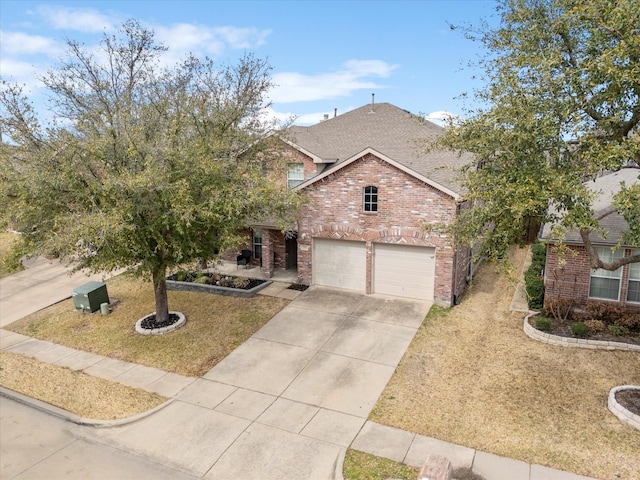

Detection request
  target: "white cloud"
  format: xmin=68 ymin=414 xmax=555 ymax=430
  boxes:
xmin=423 ymin=110 xmax=458 ymax=127
xmin=155 ymin=24 xmax=271 ymax=60
xmin=36 ymin=6 xmax=117 ymax=33
xmin=270 ymin=60 xmax=397 ymax=104
xmin=0 ymin=58 xmax=44 ymax=88
xmin=0 ymin=31 xmax=62 ymax=56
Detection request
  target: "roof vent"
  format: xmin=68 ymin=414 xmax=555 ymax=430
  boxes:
xmin=322 ymin=114 xmax=329 ymax=121
xmin=369 ymin=93 xmax=375 ymax=113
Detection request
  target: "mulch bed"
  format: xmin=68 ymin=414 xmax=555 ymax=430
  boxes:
xmin=167 ymin=272 xmax=266 ymax=290
xmin=615 ymin=389 xmax=640 ymax=416
xmin=139 ymin=312 xmax=182 ymax=330
xmin=287 ymin=283 xmax=309 ymax=291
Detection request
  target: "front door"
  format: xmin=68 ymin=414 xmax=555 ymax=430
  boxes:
xmin=286 ymin=238 xmax=297 ymax=269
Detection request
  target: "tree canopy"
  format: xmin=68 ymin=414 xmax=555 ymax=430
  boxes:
xmin=440 ymin=0 xmax=640 ymax=270
xmin=0 ymin=20 xmax=298 ymax=323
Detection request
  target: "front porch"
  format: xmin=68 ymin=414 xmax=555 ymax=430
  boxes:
xmin=208 ymin=260 xmax=298 ymax=284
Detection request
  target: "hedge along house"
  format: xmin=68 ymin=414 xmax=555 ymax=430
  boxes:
xmin=540 ymin=166 xmax=640 ymax=312
xmin=229 ymin=101 xmax=476 ymax=306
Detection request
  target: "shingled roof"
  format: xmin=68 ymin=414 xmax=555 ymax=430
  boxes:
xmin=285 ymin=102 xmax=473 ymax=196
xmin=541 ymin=167 xmax=640 ymax=245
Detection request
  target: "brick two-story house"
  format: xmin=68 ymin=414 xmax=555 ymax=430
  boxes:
xmin=541 ymin=167 xmax=640 ymax=311
xmin=228 ymin=102 xmax=476 ymax=306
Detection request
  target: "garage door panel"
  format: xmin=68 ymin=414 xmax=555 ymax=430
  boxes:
xmin=374 ymin=244 xmax=435 ymax=301
xmin=313 ymin=239 xmax=366 ymax=292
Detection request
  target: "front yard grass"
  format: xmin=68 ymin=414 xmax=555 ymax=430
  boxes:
xmin=0 ymin=351 xmax=167 ymax=419
xmin=0 ymin=231 xmax=23 ymax=278
xmin=4 ymin=272 xmax=290 ymax=377
xmin=369 ymin=246 xmax=640 ymax=480
xmin=343 ymin=450 xmax=419 ymax=480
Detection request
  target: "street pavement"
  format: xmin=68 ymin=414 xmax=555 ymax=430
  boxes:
xmin=0 ymin=257 xmax=599 ymax=480
xmin=1 ymin=396 xmax=199 ymax=480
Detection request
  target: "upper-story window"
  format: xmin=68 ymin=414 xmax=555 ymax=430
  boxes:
xmin=287 ymin=163 xmax=304 ymax=188
xmin=364 ymin=186 xmax=378 ymax=212
xmin=588 ymin=246 xmax=623 ymax=300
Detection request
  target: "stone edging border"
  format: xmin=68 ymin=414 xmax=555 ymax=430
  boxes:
xmin=167 ymin=278 xmax=272 ymax=298
xmin=523 ymin=312 xmax=640 ymax=352
xmin=608 ymin=385 xmax=640 ymax=431
xmin=0 ymin=386 xmax=174 ymax=428
xmin=135 ymin=311 xmax=186 ymax=335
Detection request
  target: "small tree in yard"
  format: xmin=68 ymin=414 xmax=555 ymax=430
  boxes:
xmin=0 ymin=20 xmax=298 ymax=325
xmin=438 ymin=0 xmax=640 ymax=270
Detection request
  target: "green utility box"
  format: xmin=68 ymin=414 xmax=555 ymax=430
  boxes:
xmin=72 ymin=281 xmax=110 ymax=313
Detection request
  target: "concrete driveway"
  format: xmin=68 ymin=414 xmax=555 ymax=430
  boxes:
xmin=77 ymin=286 xmax=431 ymax=480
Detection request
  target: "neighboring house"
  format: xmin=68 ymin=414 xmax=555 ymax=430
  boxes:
xmin=225 ymin=102 xmax=476 ymax=306
xmin=541 ymin=167 xmax=640 ymax=311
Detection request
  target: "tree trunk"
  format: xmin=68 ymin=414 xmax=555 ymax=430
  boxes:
xmin=152 ymin=265 xmax=170 ymax=325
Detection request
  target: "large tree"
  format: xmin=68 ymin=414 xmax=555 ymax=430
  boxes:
xmin=0 ymin=20 xmax=297 ymax=324
xmin=439 ymin=0 xmax=640 ymax=270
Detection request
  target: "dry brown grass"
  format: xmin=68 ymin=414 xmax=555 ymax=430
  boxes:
xmin=0 ymin=351 xmax=166 ymax=419
xmin=5 ymin=273 xmax=290 ymax=377
xmin=371 ymin=246 xmax=640 ymax=480
xmin=0 ymin=231 xmax=22 ymax=278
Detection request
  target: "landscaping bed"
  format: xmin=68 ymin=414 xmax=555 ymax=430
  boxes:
xmin=616 ymin=388 xmax=640 ymax=417
xmin=167 ymin=271 xmax=270 ymax=297
xmin=529 ymin=309 xmax=640 ymax=348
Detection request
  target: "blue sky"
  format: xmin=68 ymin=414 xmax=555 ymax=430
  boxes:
xmin=0 ymin=0 xmax=498 ymax=125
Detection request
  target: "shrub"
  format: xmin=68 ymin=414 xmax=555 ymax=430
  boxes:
xmin=232 ymin=277 xmax=250 ymax=289
xmin=612 ymin=312 xmax=640 ymax=331
xmin=524 ymin=242 xmax=546 ymax=310
xmin=531 ymin=242 xmax=547 ymax=261
xmin=584 ymin=319 xmax=606 ymax=333
xmin=571 ymin=322 xmax=588 ymax=337
xmin=525 ymin=275 xmax=545 ymax=309
xmin=544 ymin=298 xmax=574 ymax=321
xmin=535 ymin=316 xmax=551 ymax=331
xmin=608 ymin=324 xmax=630 ymax=336
xmin=584 ymin=301 xmax=625 ymax=322
xmin=194 ymin=275 xmax=211 ymax=284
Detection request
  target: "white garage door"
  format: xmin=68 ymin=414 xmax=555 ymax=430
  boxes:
xmin=374 ymin=244 xmax=436 ymax=301
xmin=313 ymin=238 xmax=366 ymax=292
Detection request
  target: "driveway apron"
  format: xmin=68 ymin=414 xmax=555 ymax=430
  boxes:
xmin=75 ymin=286 xmax=432 ymax=480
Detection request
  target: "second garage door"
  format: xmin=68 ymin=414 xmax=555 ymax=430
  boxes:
xmin=313 ymin=238 xmax=366 ymax=292
xmin=374 ymin=244 xmax=436 ymax=301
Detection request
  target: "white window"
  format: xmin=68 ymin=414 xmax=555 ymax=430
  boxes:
xmin=253 ymin=228 xmax=262 ymax=260
xmin=287 ymin=163 xmax=304 ymax=188
xmin=589 ymin=247 xmax=623 ymax=300
xmin=627 ymin=249 xmax=640 ymax=303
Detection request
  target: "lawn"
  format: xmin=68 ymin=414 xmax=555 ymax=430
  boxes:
xmin=0 ymin=231 xmax=23 ymax=278
xmin=0 ymin=351 xmax=167 ymax=419
xmin=369 ymin=247 xmax=640 ymax=480
xmin=4 ymin=273 xmax=290 ymax=377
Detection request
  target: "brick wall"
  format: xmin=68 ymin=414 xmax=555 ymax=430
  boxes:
xmin=545 ymin=244 xmax=640 ymax=311
xmin=297 ymin=153 xmax=459 ymax=306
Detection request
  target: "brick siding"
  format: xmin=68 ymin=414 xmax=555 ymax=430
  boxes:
xmin=544 ymin=244 xmax=640 ymax=311
xmin=297 ymin=153 xmax=460 ymax=306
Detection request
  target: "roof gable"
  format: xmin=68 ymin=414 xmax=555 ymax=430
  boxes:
xmin=541 ymin=167 xmax=640 ymax=245
xmin=285 ymin=102 xmax=472 ymax=194
xmin=294 ymin=147 xmax=460 ymax=200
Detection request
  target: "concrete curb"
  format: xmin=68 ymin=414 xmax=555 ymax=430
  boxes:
xmin=523 ymin=312 xmax=640 ymax=352
xmin=608 ymin=385 xmax=640 ymax=431
xmin=0 ymin=386 xmax=174 ymax=428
